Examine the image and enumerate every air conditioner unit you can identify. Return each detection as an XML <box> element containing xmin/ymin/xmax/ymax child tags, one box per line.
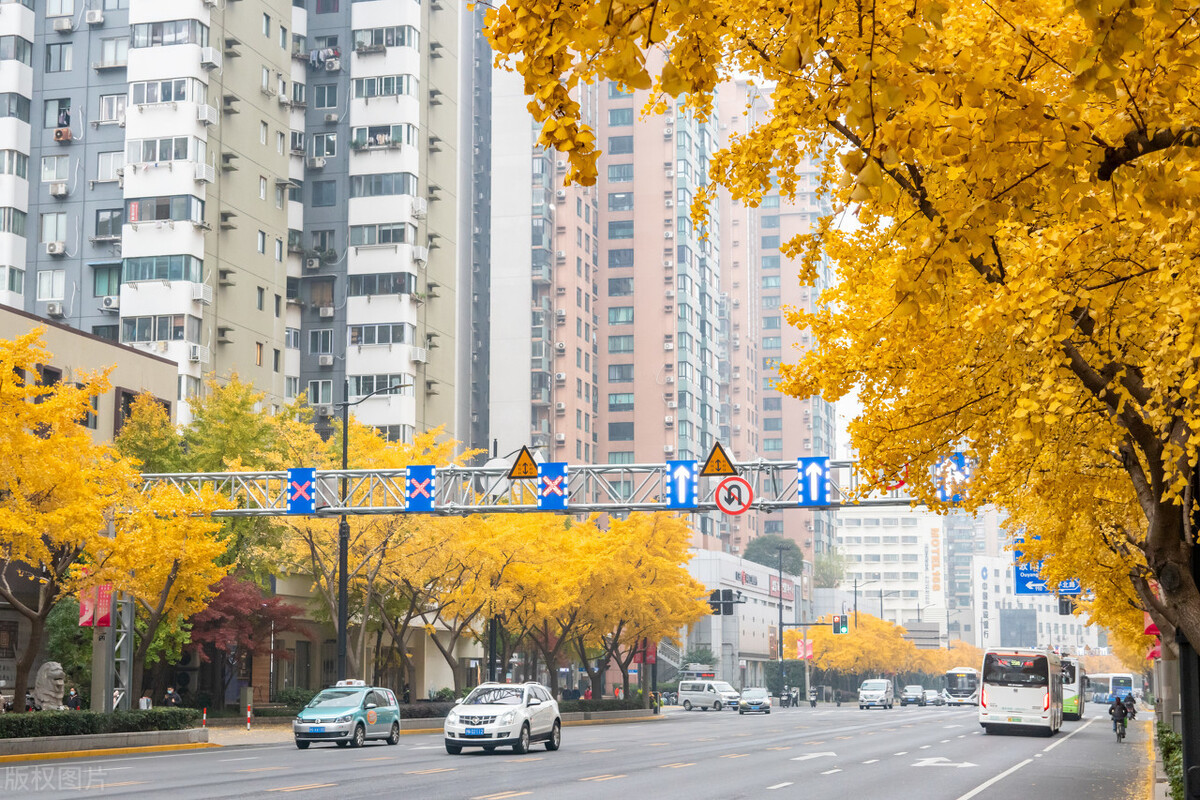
<box><xmin>663</xmin><ymin>127</ymin><xmax>674</xmax><ymax>137</ymax></box>
<box><xmin>556</xmin><ymin>189</ymin><xmax>566</xmax><ymax>199</ymax></box>
<box><xmin>324</xmin><ymin>58</ymin><xmax>341</xmax><ymax>71</ymax></box>
<box><xmin>555</xmin><ymin>309</ymin><xmax>566</xmax><ymax>318</ymax></box>
<box><xmin>323</xmin><ymin>112</ymin><xmax>339</xmax><ymax>123</ymax></box>
<box><xmin>555</xmin><ymin>342</ymin><xmax>566</xmax><ymax>351</ymax></box>
<box><xmin>667</xmin><ymin>401</ymin><xmax>677</xmax><ymax>409</ymax></box>
<box><xmin>556</xmin><ymin>161</ymin><xmax>567</xmax><ymax>172</ymax></box>
<box><xmin>733</xmin><ymin>403</ymin><xmax>741</xmax><ymax>411</ymax></box>
<box><xmin>665</xmin><ymin>376</ymin><xmax>675</xmax><ymax>384</ymax></box>
<box><xmin>664</xmin><ymin>231</ymin><xmax>674</xmax><ymax>239</ymax></box>
<box><xmin>665</xmin><ymin>289</ymin><xmax>674</xmax><ymax>298</ymax></box>
<box><xmin>665</xmin><ymin>199</ymin><xmax>674</xmax><ymax>207</ymax></box>
<box><xmin>53</xmin><ymin>127</ymin><xmax>72</xmax><ymax>143</ymax></box>
<box><xmin>202</xmin><ymin>0</ymin><xmax>217</xmax><ymax>7</ymax></box>
<box><xmin>411</xmin><ymin>197</ymin><xmax>428</xmax><ymax>219</ymax></box>
<box><xmin>200</xmin><ymin>47</ymin><xmax>222</xmax><ymax>70</ymax></box>
<box><xmin>188</xmin><ymin>344</ymin><xmax>210</xmax><ymax>363</ymax></box>
<box><xmin>307</xmin><ymin>156</ymin><xmax>327</xmax><ymax>169</ymax></box>
<box><xmin>193</xmin><ymin>163</ymin><xmax>216</xmax><ymax>183</ymax></box>
<box><xmin>45</xmin><ymin>241</ymin><xmax>66</xmax><ymax>256</ymax></box>
<box><xmin>665</xmin><ymin>169</ymin><xmax>675</xmax><ymax>178</ymax></box>
<box><xmin>663</xmin><ymin>444</ymin><xmax>675</xmax><ymax>454</ymax></box>
<box><xmin>664</xmin><ymin>416</ymin><xmax>674</xmax><ymax>426</ymax></box>
<box><xmin>554</xmin><ymin>372</ymin><xmax>567</xmax><ymax>382</ymax></box>
<box><xmin>411</xmin><ymin>347</ymin><xmax>428</xmax><ymax>363</ymax></box>
<box><xmin>85</xmin><ymin>9</ymin><xmax>104</xmax><ymax>25</ymax></box>
<box><xmin>411</xmin><ymin>245</ymin><xmax>429</xmax><ymax>265</ymax></box>
<box><xmin>733</xmin><ymin>425</ymin><xmax>742</xmax><ymax>434</ymax></box>
<box><xmin>100</xmin><ymin>295</ymin><xmax>120</xmax><ymax>311</ymax></box>
<box><xmin>556</xmin><ymin>250</ymin><xmax>566</xmax><ymax>259</ymax></box>
<box><xmin>555</xmin><ymin>402</ymin><xmax>566</xmax><ymax>412</ymax></box>
<box><xmin>555</xmin><ymin>433</ymin><xmax>567</xmax><ymax>443</ymax></box>
<box><xmin>318</xmin><ymin>354</ymin><xmax>334</xmax><ymax>367</ymax></box>
<box><xmin>663</xmin><ymin>342</ymin><xmax>674</xmax><ymax>351</ymax></box>
<box><xmin>49</xmin><ymin>182</ymin><xmax>68</xmax><ymax>198</ymax></box>
<box><xmin>304</xmin><ymin>258</ymin><xmax>321</xmax><ymax>270</ymax></box>
<box><xmin>54</xmin><ymin>17</ymin><xmax>73</xmax><ymax>32</ymax></box>
<box><xmin>663</xmin><ymin>259</ymin><xmax>674</xmax><ymax>268</ymax></box>
<box><xmin>318</xmin><ymin>305</ymin><xmax>335</xmax><ymax>318</ymax></box>
<box><xmin>46</xmin><ymin>301</ymin><xmax>64</xmax><ymax>317</ymax></box>
<box><xmin>197</xmin><ymin>105</ymin><xmax>219</xmax><ymax>126</ymax></box>
<box><xmin>316</xmin><ymin>405</ymin><xmax>333</xmax><ymax>417</ymax></box>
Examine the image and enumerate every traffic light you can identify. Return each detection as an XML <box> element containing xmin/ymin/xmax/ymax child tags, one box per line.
<box><xmin>709</xmin><ymin>590</ymin><xmax>722</xmax><ymax>615</ymax></box>
<box><xmin>721</xmin><ymin>588</ymin><xmax>735</xmax><ymax>615</ymax></box>
<box><xmin>1058</xmin><ymin>596</ymin><xmax>1075</xmax><ymax>615</ymax></box>
<box><xmin>832</xmin><ymin>614</ymin><xmax>849</xmax><ymax>634</ymax></box>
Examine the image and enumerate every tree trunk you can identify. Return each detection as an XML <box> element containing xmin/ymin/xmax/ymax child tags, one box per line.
<box><xmin>12</xmin><ymin>607</ymin><xmax>48</xmax><ymax>711</ymax></box>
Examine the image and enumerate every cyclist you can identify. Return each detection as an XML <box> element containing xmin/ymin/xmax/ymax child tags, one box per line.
<box><xmin>1122</xmin><ymin>693</ymin><xmax>1137</xmax><ymax>720</ymax></box>
<box><xmin>1108</xmin><ymin>695</ymin><xmax>1129</xmax><ymax>739</ymax></box>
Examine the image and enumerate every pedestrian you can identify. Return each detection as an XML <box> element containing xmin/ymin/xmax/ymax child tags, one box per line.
<box><xmin>834</xmin><ymin>689</ymin><xmax>842</xmax><ymax>707</ymax></box>
<box><xmin>781</xmin><ymin>685</ymin><xmax>789</xmax><ymax>708</ymax></box>
<box><xmin>403</xmin><ymin>683</ymin><xmax>410</xmax><ymax>704</ymax></box>
<box><xmin>66</xmin><ymin>688</ymin><xmax>82</xmax><ymax>710</ymax></box>
<box><xmin>584</xmin><ymin>687</ymin><xmax>592</xmax><ymax>701</ymax></box>
<box><xmin>809</xmin><ymin>687</ymin><xmax>817</xmax><ymax>708</ymax></box>
<box><xmin>163</xmin><ymin>686</ymin><xmax>182</xmax><ymax>707</ymax></box>
<box><xmin>138</xmin><ymin>691</ymin><xmax>153</xmax><ymax>710</ymax></box>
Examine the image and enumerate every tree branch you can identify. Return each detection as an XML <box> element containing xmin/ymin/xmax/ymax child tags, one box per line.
<box><xmin>1097</xmin><ymin>126</ymin><xmax>1200</xmax><ymax>181</ymax></box>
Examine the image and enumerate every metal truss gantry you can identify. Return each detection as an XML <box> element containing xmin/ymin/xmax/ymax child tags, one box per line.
<box><xmin>141</xmin><ymin>459</ymin><xmax>914</xmax><ymax>516</ymax></box>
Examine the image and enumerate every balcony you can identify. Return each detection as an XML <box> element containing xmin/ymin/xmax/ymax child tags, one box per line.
<box><xmin>531</xmin><ymin>387</ymin><xmax>550</xmax><ymax>405</ymax></box>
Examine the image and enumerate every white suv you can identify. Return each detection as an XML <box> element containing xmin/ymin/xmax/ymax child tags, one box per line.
<box><xmin>444</xmin><ymin>682</ymin><xmax>561</xmax><ymax>755</ymax></box>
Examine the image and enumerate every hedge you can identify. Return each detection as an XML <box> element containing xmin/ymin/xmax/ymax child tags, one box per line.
<box><xmin>1157</xmin><ymin>722</ymin><xmax>1183</xmax><ymax>800</ymax></box>
<box><xmin>558</xmin><ymin>698</ymin><xmax>645</xmax><ymax>713</ymax></box>
<box><xmin>0</xmin><ymin>708</ymin><xmax>201</xmax><ymax>740</ymax></box>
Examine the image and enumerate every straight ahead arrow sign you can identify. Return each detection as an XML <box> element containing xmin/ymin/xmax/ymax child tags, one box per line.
<box><xmin>912</xmin><ymin>757</ymin><xmax>977</xmax><ymax>768</ymax></box>
<box><xmin>790</xmin><ymin>752</ymin><xmax>837</xmax><ymax>761</ymax></box>
<box><xmin>673</xmin><ymin>465</ymin><xmax>692</xmax><ymax>505</ymax></box>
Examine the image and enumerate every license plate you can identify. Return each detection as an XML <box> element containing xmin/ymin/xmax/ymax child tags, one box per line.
<box><xmin>1007</xmin><ymin>717</ymin><xmax>1021</xmax><ymax>722</ymax></box>
<box><xmin>465</xmin><ymin>727</ymin><xmax>484</xmax><ymax>736</ymax></box>
<box><xmin>309</xmin><ymin>726</ymin><xmax>325</xmax><ymax>733</ymax></box>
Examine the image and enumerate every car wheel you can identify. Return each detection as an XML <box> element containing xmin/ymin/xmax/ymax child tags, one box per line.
<box><xmin>981</xmin><ymin>724</ymin><xmax>992</xmax><ymax>735</ymax></box>
<box><xmin>295</xmin><ymin>740</ymin><xmax>309</xmax><ymax>750</ymax></box>
<box><xmin>445</xmin><ymin>743</ymin><xmax>462</xmax><ymax>754</ymax></box>
<box><xmin>859</xmin><ymin>705</ymin><xmax>865</xmax><ymax>710</ymax></box>
<box><xmin>512</xmin><ymin>724</ymin><xmax>531</xmax><ymax>754</ymax></box>
<box><xmin>350</xmin><ymin>724</ymin><xmax>366</xmax><ymax>748</ymax></box>
<box><xmin>713</xmin><ymin>701</ymin><xmax>722</xmax><ymax>711</ymax></box>
<box><xmin>739</xmin><ymin>709</ymin><xmax>744</xmax><ymax>715</ymax></box>
<box><xmin>683</xmin><ymin>700</ymin><xmax>692</xmax><ymax>711</ymax></box>
<box><xmin>387</xmin><ymin>722</ymin><xmax>400</xmax><ymax>745</ymax></box>
<box><xmin>546</xmin><ymin>720</ymin><xmax>561</xmax><ymax>751</ymax></box>
<box><xmin>766</xmin><ymin>709</ymin><xmax>770</xmax><ymax>714</ymax></box>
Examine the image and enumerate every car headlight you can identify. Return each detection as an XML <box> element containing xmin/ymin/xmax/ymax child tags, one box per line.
<box><xmin>335</xmin><ymin>715</ymin><xmax>353</xmax><ymax>723</ymax></box>
<box><xmin>499</xmin><ymin>711</ymin><xmax>516</xmax><ymax>726</ymax></box>
<box><xmin>447</xmin><ymin>711</ymin><xmax>459</xmax><ymax>725</ymax></box>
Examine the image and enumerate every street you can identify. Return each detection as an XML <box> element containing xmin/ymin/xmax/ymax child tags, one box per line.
<box><xmin>3</xmin><ymin>704</ymin><xmax>1151</xmax><ymax>799</ymax></box>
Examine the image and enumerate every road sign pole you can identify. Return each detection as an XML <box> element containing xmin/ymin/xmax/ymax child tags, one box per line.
<box><xmin>1180</xmin><ymin>472</ymin><xmax>1200</xmax><ymax>799</ymax></box>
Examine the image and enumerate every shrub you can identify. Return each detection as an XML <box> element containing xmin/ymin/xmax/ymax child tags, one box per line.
<box><xmin>1157</xmin><ymin>722</ymin><xmax>1184</xmax><ymax>800</ymax></box>
<box><xmin>558</xmin><ymin>698</ymin><xmax>645</xmax><ymax>713</ymax></box>
<box><xmin>0</xmin><ymin>708</ymin><xmax>201</xmax><ymax>740</ymax></box>
<box><xmin>433</xmin><ymin>687</ymin><xmax>456</xmax><ymax>702</ymax></box>
<box><xmin>398</xmin><ymin>702</ymin><xmax>455</xmax><ymax>720</ymax></box>
<box><xmin>183</xmin><ymin>692</ymin><xmax>214</xmax><ymax>711</ymax></box>
<box><xmin>275</xmin><ymin>687</ymin><xmax>316</xmax><ymax>708</ymax></box>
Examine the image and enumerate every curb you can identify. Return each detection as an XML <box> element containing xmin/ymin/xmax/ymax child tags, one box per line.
<box><xmin>0</xmin><ymin>742</ymin><xmax>222</xmax><ymax>764</ymax></box>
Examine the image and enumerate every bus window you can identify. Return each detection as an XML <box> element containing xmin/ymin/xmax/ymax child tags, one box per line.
<box><xmin>983</xmin><ymin>653</ymin><xmax>1049</xmax><ymax>687</ymax></box>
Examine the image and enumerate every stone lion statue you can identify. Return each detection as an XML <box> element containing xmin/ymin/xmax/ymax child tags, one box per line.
<box><xmin>33</xmin><ymin>662</ymin><xmax>66</xmax><ymax>711</ymax></box>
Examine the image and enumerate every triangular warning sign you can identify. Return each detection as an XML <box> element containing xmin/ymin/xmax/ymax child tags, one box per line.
<box><xmin>700</xmin><ymin>442</ymin><xmax>737</xmax><ymax>477</ymax></box>
<box><xmin>508</xmin><ymin>446</ymin><xmax>540</xmax><ymax>480</ymax></box>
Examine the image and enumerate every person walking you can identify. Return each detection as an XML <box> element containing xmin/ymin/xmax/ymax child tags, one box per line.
<box><xmin>808</xmin><ymin>687</ymin><xmax>817</xmax><ymax>708</ymax></box>
<box><xmin>163</xmin><ymin>687</ymin><xmax>182</xmax><ymax>707</ymax></box>
<box><xmin>66</xmin><ymin>688</ymin><xmax>82</xmax><ymax>710</ymax></box>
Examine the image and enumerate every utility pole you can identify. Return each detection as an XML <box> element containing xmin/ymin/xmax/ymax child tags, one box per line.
<box><xmin>1181</xmin><ymin>472</ymin><xmax>1200</xmax><ymax>799</ymax></box>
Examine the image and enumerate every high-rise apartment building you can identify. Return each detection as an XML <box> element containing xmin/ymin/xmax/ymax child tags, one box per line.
<box><xmin>3</xmin><ymin>0</ymin><xmax>458</xmax><ymax>441</ymax></box>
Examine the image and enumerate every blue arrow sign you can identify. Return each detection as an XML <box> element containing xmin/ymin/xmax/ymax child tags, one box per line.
<box><xmin>797</xmin><ymin>457</ymin><xmax>829</xmax><ymax>507</ymax></box>
<box><xmin>537</xmin><ymin>462</ymin><xmax>569</xmax><ymax>511</ymax></box>
<box><xmin>664</xmin><ymin>460</ymin><xmax>698</xmax><ymax>509</ymax></box>
<box><xmin>1013</xmin><ymin>544</ymin><xmax>1083</xmax><ymax>595</ymax></box>
<box><xmin>934</xmin><ymin>452</ymin><xmax>971</xmax><ymax>503</ymax></box>
<box><xmin>406</xmin><ymin>465</ymin><xmax>437</xmax><ymax>513</ymax></box>
<box><xmin>287</xmin><ymin>468</ymin><xmax>316</xmax><ymax>514</ymax></box>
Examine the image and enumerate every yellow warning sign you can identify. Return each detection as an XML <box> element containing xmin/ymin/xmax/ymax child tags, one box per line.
<box><xmin>700</xmin><ymin>442</ymin><xmax>738</xmax><ymax>477</ymax></box>
<box><xmin>508</xmin><ymin>446</ymin><xmax>540</xmax><ymax>480</ymax></box>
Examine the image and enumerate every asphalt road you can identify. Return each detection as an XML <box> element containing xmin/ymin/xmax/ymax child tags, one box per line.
<box><xmin>3</xmin><ymin>704</ymin><xmax>1151</xmax><ymax>799</ymax></box>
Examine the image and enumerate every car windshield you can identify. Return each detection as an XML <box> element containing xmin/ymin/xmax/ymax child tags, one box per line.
<box><xmin>463</xmin><ymin>686</ymin><xmax>525</xmax><ymax>705</ymax></box>
<box><xmin>904</xmin><ymin>686</ymin><xmax>922</xmax><ymax>693</ymax></box>
<box><xmin>307</xmin><ymin>689</ymin><xmax>365</xmax><ymax>709</ymax></box>
<box><xmin>742</xmin><ymin>689</ymin><xmax>767</xmax><ymax>699</ymax></box>
<box><xmin>712</xmin><ymin>682</ymin><xmax>737</xmax><ymax>693</ymax></box>
<box><xmin>861</xmin><ymin>680</ymin><xmax>888</xmax><ymax>691</ymax></box>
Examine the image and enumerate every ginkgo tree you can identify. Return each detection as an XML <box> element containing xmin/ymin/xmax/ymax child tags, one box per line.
<box><xmin>484</xmin><ymin>0</ymin><xmax>1200</xmax><ymax>649</ymax></box>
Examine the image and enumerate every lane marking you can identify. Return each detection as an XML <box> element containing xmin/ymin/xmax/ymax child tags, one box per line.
<box><xmin>236</xmin><ymin>767</ymin><xmax>288</xmax><ymax>773</ymax></box>
<box><xmin>406</xmin><ymin>767</ymin><xmax>456</xmax><ymax>775</ymax></box>
<box><xmin>1042</xmin><ymin>717</ymin><xmax>1095</xmax><ymax>753</ymax></box>
<box><xmin>863</xmin><ymin>759</ymin><xmax>879</xmax><ymax>764</ymax></box>
<box><xmin>507</xmin><ymin>757</ymin><xmax>544</xmax><ymax>763</ymax></box>
<box><xmin>952</xmin><ymin>759</ymin><xmax>1032</xmax><ymax>800</ymax></box>
<box><xmin>268</xmin><ymin>784</ymin><xmax>338</xmax><ymax>793</ymax></box>
<box><xmin>219</xmin><ymin>757</ymin><xmax>259</xmax><ymax>762</ymax></box>
<box><xmin>894</xmin><ymin>751</ymin><xmax>908</xmax><ymax>756</ymax></box>
<box><xmin>647</xmin><ymin>742</ymin><xmax>671</xmax><ymax>746</ymax></box>
<box><xmin>920</xmin><ymin>744</ymin><xmax>932</xmax><ymax>749</ymax></box>
<box><xmin>767</xmin><ymin>782</ymin><xmax>794</xmax><ymax>790</ymax></box>
<box><xmin>583</xmin><ymin>748</ymin><xmax>615</xmax><ymax>753</ymax></box>
<box><xmin>721</xmin><ymin>753</ymin><xmax>750</xmax><ymax>759</ymax></box>
<box><xmin>940</xmin><ymin>739</ymin><xmax>951</xmax><ymax>743</ymax></box>
<box><xmin>472</xmin><ymin>792</ymin><xmax>532</xmax><ymax>800</ymax></box>
<box><xmin>766</xmin><ymin>746</ymin><xmax>792</xmax><ymax>751</ymax></box>
<box><xmin>579</xmin><ymin>774</ymin><xmax>625</xmax><ymax>782</ymax></box>
<box><xmin>85</xmin><ymin>781</ymin><xmax>146</xmax><ymax>790</ymax></box>
<box><xmin>660</xmin><ymin>762</ymin><xmax>695</xmax><ymax>769</ymax></box>
<box><xmin>803</xmin><ymin>740</ymin><xmax>826</xmax><ymax>745</ymax></box>
<box><xmin>357</xmin><ymin>757</ymin><xmax>395</xmax><ymax>762</ymax></box>
<box><xmin>821</xmin><ymin>769</ymin><xmax>842</xmax><ymax>775</ymax></box>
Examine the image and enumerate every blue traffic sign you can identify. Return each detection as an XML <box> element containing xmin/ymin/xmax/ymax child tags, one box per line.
<box><xmin>797</xmin><ymin>457</ymin><xmax>829</xmax><ymax>507</ymax></box>
<box><xmin>664</xmin><ymin>460</ymin><xmax>699</xmax><ymax>509</ymax></box>
<box><xmin>1013</xmin><ymin>544</ymin><xmax>1082</xmax><ymax>595</ymax></box>
<box><xmin>934</xmin><ymin>452</ymin><xmax>971</xmax><ymax>503</ymax></box>
<box><xmin>537</xmin><ymin>462</ymin><xmax>569</xmax><ymax>511</ymax></box>
<box><xmin>406</xmin><ymin>465</ymin><xmax>437</xmax><ymax>513</ymax></box>
<box><xmin>287</xmin><ymin>468</ymin><xmax>316</xmax><ymax>514</ymax></box>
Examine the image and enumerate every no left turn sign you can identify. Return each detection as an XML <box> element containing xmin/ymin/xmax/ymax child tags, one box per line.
<box><xmin>715</xmin><ymin>476</ymin><xmax>754</xmax><ymax>515</ymax></box>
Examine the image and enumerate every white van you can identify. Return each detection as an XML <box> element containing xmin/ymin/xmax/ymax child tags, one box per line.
<box><xmin>678</xmin><ymin>680</ymin><xmax>741</xmax><ymax>711</ymax></box>
<box><xmin>858</xmin><ymin>678</ymin><xmax>895</xmax><ymax>709</ymax></box>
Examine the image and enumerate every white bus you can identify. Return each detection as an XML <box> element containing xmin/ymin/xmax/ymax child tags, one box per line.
<box><xmin>979</xmin><ymin>649</ymin><xmax>1062</xmax><ymax>736</ymax></box>
<box><xmin>1061</xmin><ymin>656</ymin><xmax>1085</xmax><ymax>721</ymax></box>
<box><xmin>1089</xmin><ymin>673</ymin><xmax>1140</xmax><ymax>705</ymax></box>
<box><xmin>943</xmin><ymin>667</ymin><xmax>980</xmax><ymax>705</ymax></box>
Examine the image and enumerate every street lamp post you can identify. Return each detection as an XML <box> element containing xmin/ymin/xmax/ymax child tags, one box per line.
<box><xmin>334</xmin><ymin>378</ymin><xmax>408</xmax><ymax>681</ymax></box>
<box><xmin>853</xmin><ymin>578</ymin><xmax>877</xmax><ymax>629</ymax></box>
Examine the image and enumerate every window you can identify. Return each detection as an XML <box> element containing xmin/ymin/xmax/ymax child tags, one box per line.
<box><xmin>122</xmin><ymin>255</ymin><xmax>203</xmax><ymax>283</ymax></box>
<box><xmin>352</xmin><ymin>26</ymin><xmax>419</xmax><ymax>50</ymax></box>
<box><xmin>609</xmin><ymin>451</ymin><xmax>634</xmax><ymax>464</ymax></box>
<box><xmin>312</xmin><ymin>132</ymin><xmax>336</xmax><ymax>157</ymax></box>
<box><xmin>351</xmin><ymin>75</ymin><xmax>418</xmax><ymax>99</ymax></box>
<box><xmin>99</xmin><ymin>38</ymin><xmax>128</xmax><ymax>67</ymax></box>
<box><xmin>608</xmin><ymin>335</ymin><xmax>634</xmax><ymax>353</ymax></box>
<box><xmin>348</xmin><ymin>374</ymin><xmax>413</xmax><ymax>398</ymax></box>
<box><xmin>348</xmin><ymin>322</ymin><xmax>416</xmax><ymax>345</ymax></box>
<box><xmin>609</xmin><ymin>364</ymin><xmax>634</xmax><ymax>383</ymax></box>
<box><xmin>257</xmin><ymin>231</ymin><xmax>266</xmax><ymax>254</ymax></box>
<box><xmin>315</xmin><ymin>0</ymin><xmax>339</xmax><ymax>12</ymax></box>
<box><xmin>608</xmin><ymin>220</ymin><xmax>633</xmax><ymax>239</ymax></box>
<box><xmin>763</xmin><ymin>438</ymin><xmax>783</xmax><ymax>451</ymax></box>
<box><xmin>763</xmin><ymin>417</ymin><xmax>783</xmax><ymax>431</ymax></box>
<box><xmin>607</xmin><ymin>164</ymin><xmax>633</xmax><ymax>183</ymax></box>
<box><xmin>762</xmin><ymin>336</ymin><xmax>782</xmax><ymax>349</ymax></box>
<box><xmin>762</xmin><ymin>235</ymin><xmax>780</xmax><ymax>249</ymax></box>
<box><xmin>311</xmin><ymin>229</ymin><xmax>335</xmax><ymax>251</ymax></box>
<box><xmin>608</xmin><ymin>108</ymin><xmax>633</xmax><ymax>126</ymax></box>
<box><xmin>286</xmin><ymin>328</ymin><xmax>301</xmax><ymax>349</ymax></box>
<box><xmin>126</xmin><ymin>136</ymin><xmax>195</xmax><ymax>163</ymax></box>
<box><xmin>259</xmin><ymin>176</ymin><xmax>268</xmax><ymax>200</ymax></box>
<box><xmin>762</xmin><ymin>255</ymin><xmax>780</xmax><ymax>270</ymax></box>
<box><xmin>349</xmin><ymin>172</ymin><xmax>419</xmax><ymax>198</ymax></box>
<box><xmin>307</xmin><ymin>380</ymin><xmax>333</xmax><ymax>405</ymax></box>
<box><xmin>608</xmin><ymin>135</ymin><xmax>633</xmax><ymax>154</ymax></box>
<box><xmin>349</xmin><ymin>222</ymin><xmax>416</xmax><ymax>246</ymax></box>
<box><xmin>0</xmin><ymin>93</ymin><xmax>30</xmax><ymax>123</ymax></box>
<box><xmin>37</xmin><ymin>270</ymin><xmax>65</xmax><ymax>301</ymax></box>
<box><xmin>1</xmin><ymin>265</ymin><xmax>24</xmax><ymax>294</ymax></box>
<box><xmin>0</xmin><ymin>208</ymin><xmax>27</xmax><ymax>236</ymax></box>
<box><xmin>44</xmin><ymin>98</ymin><xmax>71</xmax><ymax>128</ymax></box>
<box><xmin>0</xmin><ymin>36</ymin><xmax>33</xmax><ymax>66</ymax></box>
<box><xmin>92</xmin><ymin>324</ymin><xmax>117</xmax><ymax>341</ymax></box>
<box><xmin>260</xmin><ymin>121</ymin><xmax>268</xmax><ymax>145</ymax></box>
<box><xmin>763</xmin><ymin>316</ymin><xmax>781</xmax><ymax>329</ymax></box>
<box><xmin>608</xmin><ymin>307</ymin><xmax>634</xmax><ymax>325</ymax></box>
<box><xmin>262</xmin><ymin>13</ymin><xmax>271</xmax><ymax>36</ymax></box>
<box><xmin>97</xmin><ymin>151</ymin><xmax>123</xmax><ymax>182</ymax></box>
<box><xmin>312</xmin><ymin>181</ymin><xmax>336</xmax><ymax>206</ymax></box>
<box><xmin>130</xmin><ymin>78</ymin><xmax>203</xmax><ymax>105</ymax></box>
<box><xmin>608</xmin><ymin>422</ymin><xmax>634</xmax><ymax>441</ymax></box>
<box><xmin>608</xmin><ymin>393</ymin><xmax>634</xmax><ymax>412</ymax></box>
<box><xmin>47</xmin><ymin>0</ymin><xmax>74</xmax><ymax>14</ymax></box>
<box><xmin>608</xmin><ymin>192</ymin><xmax>633</xmax><ymax>211</ymax></box>
<box><xmin>607</xmin><ymin>81</ymin><xmax>632</xmax><ymax>98</ymax></box>
<box><xmin>40</xmin><ymin>213</ymin><xmax>67</xmax><ymax>243</ymax></box>
<box><xmin>762</xmin><ymin>215</ymin><xmax>780</xmax><ymax>228</ymax></box>
<box><xmin>130</xmin><ymin>20</ymin><xmax>209</xmax><ymax>48</ymax></box>
<box><xmin>763</xmin><ymin>397</ymin><xmax>782</xmax><ymax>411</ymax></box>
<box><xmin>41</xmin><ymin>156</ymin><xmax>69</xmax><ymax>182</ymax></box>
<box><xmin>93</xmin><ymin>265</ymin><xmax>120</xmax><ymax>297</ymax></box>
<box><xmin>762</xmin><ymin>275</ymin><xmax>782</xmax><ymax>289</ymax></box>
<box><xmin>275</xmin><ymin>239</ymin><xmax>284</xmax><ymax>261</ymax></box>
<box><xmin>0</xmin><ymin>150</ymin><xmax>27</xmax><ymax>179</ymax></box>
<box><xmin>308</xmin><ymin>329</ymin><xmax>334</xmax><ymax>354</ymax></box>
<box><xmin>45</xmin><ymin>44</ymin><xmax>74</xmax><ymax>74</ymax></box>
<box><xmin>608</xmin><ymin>249</ymin><xmax>634</xmax><ymax>268</ymax></box>
<box><xmin>95</xmin><ymin>209</ymin><xmax>122</xmax><ymax>239</ymax></box>
<box><xmin>763</xmin><ymin>295</ymin><xmax>781</xmax><ymax>309</ymax></box>
<box><xmin>351</xmin><ymin>123</ymin><xmax>417</xmax><ymax>148</ymax></box>
<box><xmin>314</xmin><ymin>84</ymin><xmax>338</xmax><ymax>108</ymax></box>
<box><xmin>608</xmin><ymin>277</ymin><xmax>633</xmax><ymax>296</ymax></box>
<box><xmin>125</xmin><ymin>195</ymin><xmax>204</xmax><ymax>223</ymax></box>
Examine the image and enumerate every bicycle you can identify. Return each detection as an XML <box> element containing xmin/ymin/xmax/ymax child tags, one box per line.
<box><xmin>1114</xmin><ymin>717</ymin><xmax>1127</xmax><ymax>743</ymax></box>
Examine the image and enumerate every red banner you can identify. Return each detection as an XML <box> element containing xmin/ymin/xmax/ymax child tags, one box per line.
<box><xmin>769</xmin><ymin>575</ymin><xmax>795</xmax><ymax>601</ymax></box>
<box><xmin>94</xmin><ymin>584</ymin><xmax>113</xmax><ymax>628</ymax></box>
<box><xmin>79</xmin><ymin>586</ymin><xmax>97</xmax><ymax>627</ymax></box>
<box><xmin>632</xmin><ymin>643</ymin><xmax>657</xmax><ymax>665</ymax></box>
